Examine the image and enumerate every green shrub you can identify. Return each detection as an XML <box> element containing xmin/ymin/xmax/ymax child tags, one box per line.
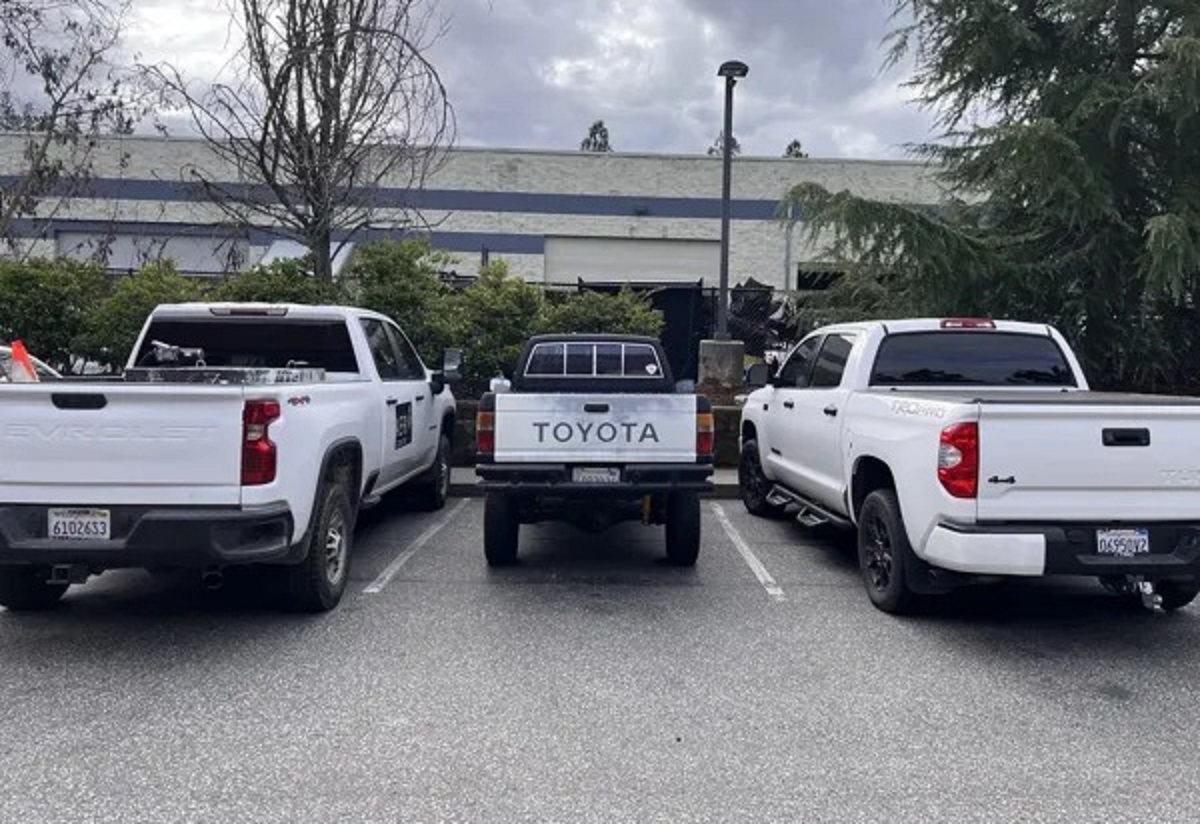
<box><xmin>347</xmin><ymin>239</ymin><xmax>460</xmax><ymax>366</ymax></box>
<box><xmin>77</xmin><ymin>261</ymin><xmax>202</xmax><ymax>370</ymax></box>
<box><xmin>208</xmin><ymin>257</ymin><xmax>347</xmax><ymax>305</ymax></box>
<box><xmin>539</xmin><ymin>286</ymin><xmax>664</xmax><ymax>336</ymax></box>
<box><xmin>454</xmin><ymin>259</ymin><xmax>543</xmax><ymax>392</ymax></box>
<box><xmin>0</xmin><ymin>258</ymin><xmax>107</xmax><ymax>371</ymax></box>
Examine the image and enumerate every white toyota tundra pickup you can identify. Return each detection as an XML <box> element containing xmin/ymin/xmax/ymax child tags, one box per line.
<box><xmin>0</xmin><ymin>302</ymin><xmax>459</xmax><ymax>612</ymax></box>
<box><xmin>475</xmin><ymin>334</ymin><xmax>714</xmax><ymax>566</ymax></box>
<box><xmin>739</xmin><ymin>317</ymin><xmax>1200</xmax><ymax>614</ymax></box>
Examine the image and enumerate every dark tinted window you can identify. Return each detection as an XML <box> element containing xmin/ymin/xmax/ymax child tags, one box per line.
<box><xmin>527</xmin><ymin>343</ymin><xmax>565</xmax><ymax>375</ymax></box>
<box><xmin>135</xmin><ymin>319</ymin><xmax>359</xmax><ymax>372</ymax></box>
<box><xmin>361</xmin><ymin>319</ymin><xmax>402</xmax><ymax>380</ymax></box>
<box><xmin>870</xmin><ymin>332</ymin><xmax>1077</xmax><ymax>387</ymax></box>
<box><xmin>596</xmin><ymin>344</ymin><xmax>622</xmax><ymax>375</ymax></box>
<box><xmin>777</xmin><ymin>337</ymin><xmax>821</xmax><ymax>388</ymax></box>
<box><xmin>566</xmin><ymin>343</ymin><xmax>593</xmax><ymax>375</ymax></box>
<box><xmin>385</xmin><ymin>324</ymin><xmax>425</xmax><ymax>380</ymax></box>
<box><xmin>810</xmin><ymin>333</ymin><xmax>856</xmax><ymax>388</ymax></box>
<box><xmin>624</xmin><ymin>344</ymin><xmax>661</xmax><ymax>377</ymax></box>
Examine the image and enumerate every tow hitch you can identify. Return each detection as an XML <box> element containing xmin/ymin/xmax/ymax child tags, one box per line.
<box><xmin>1101</xmin><ymin>575</ymin><xmax>1166</xmax><ymax>613</ymax></box>
<box><xmin>1134</xmin><ymin>577</ymin><xmax>1164</xmax><ymax>613</ymax></box>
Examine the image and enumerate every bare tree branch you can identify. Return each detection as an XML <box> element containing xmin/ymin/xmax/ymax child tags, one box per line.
<box><xmin>145</xmin><ymin>0</ymin><xmax>456</xmax><ymax>281</ymax></box>
<box><xmin>0</xmin><ymin>0</ymin><xmax>145</xmax><ymax>256</ymax></box>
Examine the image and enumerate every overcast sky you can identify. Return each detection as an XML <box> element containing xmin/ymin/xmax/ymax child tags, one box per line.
<box><xmin>126</xmin><ymin>0</ymin><xmax>937</xmax><ymax>160</ymax></box>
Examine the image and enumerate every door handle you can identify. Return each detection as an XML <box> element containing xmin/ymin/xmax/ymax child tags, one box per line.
<box><xmin>823</xmin><ymin>405</ymin><xmax>838</xmax><ymax>417</ymax></box>
<box><xmin>783</xmin><ymin>401</ymin><xmax>795</xmax><ymax>410</ymax></box>
<box><xmin>386</xmin><ymin>398</ymin><xmax>398</xmax><ymax>406</ymax></box>
<box><xmin>415</xmin><ymin>395</ymin><xmax>426</xmax><ymax>402</ymax></box>
<box><xmin>583</xmin><ymin>403</ymin><xmax>610</xmax><ymax>413</ymax></box>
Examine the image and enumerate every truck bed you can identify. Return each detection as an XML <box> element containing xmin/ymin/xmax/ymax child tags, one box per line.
<box><xmin>870</xmin><ymin>389</ymin><xmax>1200</xmax><ymax>406</ymax></box>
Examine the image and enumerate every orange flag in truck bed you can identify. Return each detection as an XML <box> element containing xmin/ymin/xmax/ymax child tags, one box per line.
<box><xmin>8</xmin><ymin>340</ymin><xmax>39</xmax><ymax>382</ymax></box>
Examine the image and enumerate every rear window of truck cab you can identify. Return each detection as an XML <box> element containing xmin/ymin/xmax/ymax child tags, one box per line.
<box><xmin>134</xmin><ymin>318</ymin><xmax>360</xmax><ymax>373</ymax></box>
<box><xmin>526</xmin><ymin>341</ymin><xmax>663</xmax><ymax>379</ymax></box>
<box><xmin>869</xmin><ymin>331</ymin><xmax>1077</xmax><ymax>387</ymax></box>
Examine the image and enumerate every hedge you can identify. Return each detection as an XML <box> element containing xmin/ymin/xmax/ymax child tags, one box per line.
<box><xmin>0</xmin><ymin>240</ymin><xmax>664</xmax><ymax>392</ymax></box>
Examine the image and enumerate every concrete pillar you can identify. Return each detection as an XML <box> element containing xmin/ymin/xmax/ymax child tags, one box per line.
<box><xmin>697</xmin><ymin>339</ymin><xmax>745</xmax><ymax>404</ymax></box>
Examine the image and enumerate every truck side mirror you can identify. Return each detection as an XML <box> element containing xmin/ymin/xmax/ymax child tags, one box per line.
<box><xmin>441</xmin><ymin>348</ymin><xmax>463</xmax><ymax>384</ymax></box>
<box><xmin>745</xmin><ymin>362</ymin><xmax>772</xmax><ymax>390</ymax></box>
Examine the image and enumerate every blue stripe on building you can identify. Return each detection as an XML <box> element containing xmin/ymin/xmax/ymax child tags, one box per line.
<box><xmin>0</xmin><ymin>176</ymin><xmax>786</xmax><ymax>221</ymax></box>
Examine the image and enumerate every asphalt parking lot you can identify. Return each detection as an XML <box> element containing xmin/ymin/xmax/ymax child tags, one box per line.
<box><xmin>2</xmin><ymin>496</ymin><xmax>1199</xmax><ymax>823</ymax></box>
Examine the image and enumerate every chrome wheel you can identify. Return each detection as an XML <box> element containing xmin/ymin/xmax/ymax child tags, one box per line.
<box><xmin>324</xmin><ymin>511</ymin><xmax>348</xmax><ymax>586</ymax></box>
<box><xmin>864</xmin><ymin>515</ymin><xmax>893</xmax><ymax>593</ymax></box>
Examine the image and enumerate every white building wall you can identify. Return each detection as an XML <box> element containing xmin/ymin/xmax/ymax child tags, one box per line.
<box><xmin>0</xmin><ymin>133</ymin><xmax>946</xmax><ymax>288</ymax></box>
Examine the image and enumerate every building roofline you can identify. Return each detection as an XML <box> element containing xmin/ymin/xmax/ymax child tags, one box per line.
<box><xmin>0</xmin><ymin>130</ymin><xmax>935</xmax><ymax>169</ymax></box>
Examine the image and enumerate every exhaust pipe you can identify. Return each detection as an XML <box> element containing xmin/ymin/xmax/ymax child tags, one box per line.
<box><xmin>201</xmin><ymin>567</ymin><xmax>224</xmax><ymax>591</ymax></box>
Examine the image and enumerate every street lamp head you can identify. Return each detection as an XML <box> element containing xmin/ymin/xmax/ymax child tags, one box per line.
<box><xmin>718</xmin><ymin>60</ymin><xmax>749</xmax><ymax>79</ymax></box>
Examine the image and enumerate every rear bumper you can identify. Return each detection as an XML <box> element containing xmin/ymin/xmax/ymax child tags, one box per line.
<box><xmin>0</xmin><ymin>503</ymin><xmax>298</xmax><ymax>569</ymax></box>
<box><xmin>924</xmin><ymin>521</ymin><xmax>1200</xmax><ymax>579</ymax></box>
<box><xmin>476</xmin><ymin>463</ymin><xmax>713</xmax><ymax>496</ymax></box>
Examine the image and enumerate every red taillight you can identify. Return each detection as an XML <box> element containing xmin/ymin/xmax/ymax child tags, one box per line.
<box><xmin>476</xmin><ymin>410</ymin><xmax>495</xmax><ymax>457</ymax></box>
<box><xmin>938</xmin><ymin>422</ymin><xmax>978</xmax><ymax>498</ymax></box>
<box><xmin>242</xmin><ymin>399</ymin><xmax>280</xmax><ymax>486</ymax></box>
<box><xmin>696</xmin><ymin>412</ymin><xmax>715</xmax><ymax>460</ymax></box>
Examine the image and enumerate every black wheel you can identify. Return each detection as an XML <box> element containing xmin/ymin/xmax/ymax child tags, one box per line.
<box><xmin>279</xmin><ymin>482</ymin><xmax>354</xmax><ymax>612</ymax></box>
<box><xmin>665</xmin><ymin>492</ymin><xmax>701</xmax><ymax>567</ymax></box>
<box><xmin>739</xmin><ymin>439</ymin><xmax>783</xmax><ymax>518</ymax></box>
<box><xmin>484</xmin><ymin>493</ymin><xmax>519</xmax><ymax>566</ymax></box>
<box><xmin>0</xmin><ymin>566</ymin><xmax>68</xmax><ymax>611</ymax></box>
<box><xmin>857</xmin><ymin>489</ymin><xmax>918</xmax><ymax>614</ymax></box>
<box><xmin>415</xmin><ymin>434</ymin><xmax>452</xmax><ymax>512</ymax></box>
<box><xmin>1158</xmin><ymin>581</ymin><xmax>1200</xmax><ymax>612</ymax></box>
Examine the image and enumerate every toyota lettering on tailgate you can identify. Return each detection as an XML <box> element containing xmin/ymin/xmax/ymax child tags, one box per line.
<box><xmin>532</xmin><ymin>420</ymin><xmax>660</xmax><ymax>445</ymax></box>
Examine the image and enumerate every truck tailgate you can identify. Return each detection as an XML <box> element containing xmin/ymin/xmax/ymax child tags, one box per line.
<box><xmin>0</xmin><ymin>384</ymin><xmax>246</xmax><ymax>505</ymax></box>
<box><xmin>494</xmin><ymin>393</ymin><xmax>697</xmax><ymax>463</ymax></box>
<box><xmin>977</xmin><ymin>401</ymin><xmax>1200</xmax><ymax>521</ymax></box>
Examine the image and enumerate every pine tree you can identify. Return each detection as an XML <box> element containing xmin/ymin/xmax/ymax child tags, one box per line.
<box><xmin>781</xmin><ymin>1</ymin><xmax>1200</xmax><ymax>391</ymax></box>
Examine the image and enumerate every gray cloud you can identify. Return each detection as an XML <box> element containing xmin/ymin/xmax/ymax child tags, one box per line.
<box><xmin>428</xmin><ymin>0</ymin><xmax>937</xmax><ymax>158</ymax></box>
<box><xmin>123</xmin><ymin>0</ymin><xmax>937</xmax><ymax>160</ymax></box>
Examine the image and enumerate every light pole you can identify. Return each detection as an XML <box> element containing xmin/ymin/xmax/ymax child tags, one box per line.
<box><xmin>715</xmin><ymin>59</ymin><xmax>747</xmax><ymax>341</ymax></box>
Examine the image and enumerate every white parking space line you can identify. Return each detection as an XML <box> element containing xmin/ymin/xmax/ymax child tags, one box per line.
<box><xmin>711</xmin><ymin>502</ymin><xmax>786</xmax><ymax>602</ymax></box>
<box><xmin>363</xmin><ymin>499</ymin><xmax>471</xmax><ymax>594</ymax></box>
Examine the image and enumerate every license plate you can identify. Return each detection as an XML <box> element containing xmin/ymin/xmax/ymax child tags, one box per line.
<box><xmin>1097</xmin><ymin>528</ymin><xmax>1150</xmax><ymax>558</ymax></box>
<box><xmin>48</xmin><ymin>508</ymin><xmax>111</xmax><ymax>541</ymax></box>
<box><xmin>572</xmin><ymin>467</ymin><xmax>621</xmax><ymax>484</ymax></box>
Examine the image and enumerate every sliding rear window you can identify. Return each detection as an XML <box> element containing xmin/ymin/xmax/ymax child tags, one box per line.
<box><xmin>524</xmin><ymin>341</ymin><xmax>664</xmax><ymax>378</ymax></box>
<box><xmin>869</xmin><ymin>331</ymin><xmax>1076</xmax><ymax>387</ymax></box>
<box><xmin>134</xmin><ymin>318</ymin><xmax>360</xmax><ymax>372</ymax></box>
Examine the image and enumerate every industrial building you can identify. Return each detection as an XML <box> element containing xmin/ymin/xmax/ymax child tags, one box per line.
<box><xmin>0</xmin><ymin>134</ymin><xmax>944</xmax><ymax>291</ymax></box>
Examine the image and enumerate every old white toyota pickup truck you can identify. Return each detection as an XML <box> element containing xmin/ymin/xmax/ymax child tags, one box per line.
<box><xmin>0</xmin><ymin>302</ymin><xmax>459</xmax><ymax>612</ymax></box>
<box><xmin>475</xmin><ymin>334</ymin><xmax>714</xmax><ymax>566</ymax></box>
<box><xmin>739</xmin><ymin>318</ymin><xmax>1200</xmax><ymax>614</ymax></box>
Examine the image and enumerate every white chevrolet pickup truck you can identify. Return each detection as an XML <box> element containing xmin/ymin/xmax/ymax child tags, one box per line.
<box><xmin>0</xmin><ymin>302</ymin><xmax>459</xmax><ymax>612</ymax></box>
<box><xmin>739</xmin><ymin>318</ymin><xmax>1200</xmax><ymax>614</ymax></box>
<box><xmin>475</xmin><ymin>334</ymin><xmax>714</xmax><ymax>566</ymax></box>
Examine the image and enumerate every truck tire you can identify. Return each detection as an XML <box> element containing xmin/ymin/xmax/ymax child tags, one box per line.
<box><xmin>279</xmin><ymin>481</ymin><xmax>354</xmax><ymax>612</ymax></box>
<box><xmin>857</xmin><ymin>489</ymin><xmax>918</xmax><ymax>614</ymax></box>
<box><xmin>414</xmin><ymin>434</ymin><xmax>452</xmax><ymax>512</ymax></box>
<box><xmin>1158</xmin><ymin>581</ymin><xmax>1200</xmax><ymax>612</ymax></box>
<box><xmin>665</xmin><ymin>492</ymin><xmax>701</xmax><ymax>567</ymax></box>
<box><xmin>0</xmin><ymin>566</ymin><xmax>68</xmax><ymax>611</ymax></box>
<box><xmin>739</xmin><ymin>439</ymin><xmax>783</xmax><ymax>518</ymax></box>
<box><xmin>484</xmin><ymin>493</ymin><xmax>519</xmax><ymax>566</ymax></box>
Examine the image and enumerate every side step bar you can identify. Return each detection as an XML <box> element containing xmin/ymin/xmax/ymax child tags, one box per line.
<box><xmin>766</xmin><ymin>485</ymin><xmax>852</xmax><ymax>529</ymax></box>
